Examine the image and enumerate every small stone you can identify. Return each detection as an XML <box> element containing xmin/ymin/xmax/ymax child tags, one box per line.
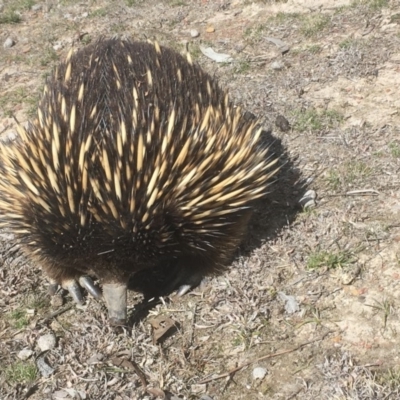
<box><xmin>275</xmin><ymin>115</ymin><xmax>290</xmax><ymax>132</ymax></box>
<box><xmin>37</xmin><ymin>333</ymin><xmax>56</xmax><ymax>351</ymax></box>
<box><xmin>53</xmin><ymin>42</ymin><xmax>64</xmax><ymax>51</ymax></box>
<box><xmin>17</xmin><ymin>349</ymin><xmax>34</xmax><ymax>360</ymax></box>
<box><xmin>191</xmin><ymin>384</ymin><xmax>206</xmax><ymax>394</ymax></box>
<box><xmin>190</xmin><ymin>29</ymin><xmax>200</xmax><ymax>38</ymax></box>
<box><xmin>31</xmin><ymin>4</ymin><xmax>42</xmax><ymax>11</ymax></box>
<box><xmin>3</xmin><ymin>38</ymin><xmax>15</xmax><ymax>49</ymax></box>
<box><xmin>82</xmin><ymin>12</ymin><xmax>88</xmax><ymax>18</ymax></box>
<box><xmin>271</xmin><ymin>61</ymin><xmax>283</xmax><ymax>71</ymax></box>
<box><xmin>252</xmin><ymin>366</ymin><xmax>268</xmax><ymax>380</ymax></box>
<box><xmin>0</xmin><ymin>130</ymin><xmax>17</xmax><ymax>143</ymax></box>
<box><xmin>206</xmin><ymin>26</ymin><xmax>215</xmax><ymax>33</ymax></box>
<box><xmin>199</xmin><ymin>396</ymin><xmax>214</xmax><ymax>400</ymax></box>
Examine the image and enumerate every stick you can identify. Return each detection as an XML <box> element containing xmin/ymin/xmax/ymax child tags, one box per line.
<box><xmin>198</xmin><ymin>331</ymin><xmax>331</xmax><ymax>384</ymax></box>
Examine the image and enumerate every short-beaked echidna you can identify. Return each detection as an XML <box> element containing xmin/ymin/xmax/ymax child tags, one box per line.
<box><xmin>0</xmin><ymin>39</ymin><xmax>278</xmax><ymax>325</ymax></box>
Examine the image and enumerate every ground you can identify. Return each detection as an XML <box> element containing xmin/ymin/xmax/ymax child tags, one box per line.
<box><xmin>0</xmin><ymin>0</ymin><xmax>400</xmax><ymax>399</ymax></box>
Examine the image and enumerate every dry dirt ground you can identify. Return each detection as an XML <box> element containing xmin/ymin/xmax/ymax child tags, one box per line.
<box><xmin>1</xmin><ymin>0</ymin><xmax>400</xmax><ymax>399</ymax></box>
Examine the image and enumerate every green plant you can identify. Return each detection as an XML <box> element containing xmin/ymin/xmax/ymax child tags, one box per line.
<box><xmin>300</xmin><ymin>14</ymin><xmax>331</xmax><ymax>37</ymax></box>
<box><xmin>90</xmin><ymin>8</ymin><xmax>108</xmax><ymax>18</ymax></box>
<box><xmin>389</xmin><ymin>142</ymin><xmax>400</xmax><ymax>158</ymax></box>
<box><xmin>234</xmin><ymin>60</ymin><xmax>251</xmax><ymax>74</ymax></box>
<box><xmin>0</xmin><ymin>11</ymin><xmax>22</xmax><ymax>24</ymax></box>
<box><xmin>8</xmin><ymin>309</ymin><xmax>29</xmax><ymax>329</ymax></box>
<box><xmin>293</xmin><ymin>109</ymin><xmax>343</xmax><ymax>132</ymax></box>
<box><xmin>307</xmin><ymin>250</ymin><xmax>352</xmax><ymax>270</ymax></box>
<box><xmin>325</xmin><ymin>169</ymin><xmax>341</xmax><ymax>190</ymax></box>
<box><xmin>4</xmin><ymin>361</ymin><xmax>37</xmax><ymax>384</ymax></box>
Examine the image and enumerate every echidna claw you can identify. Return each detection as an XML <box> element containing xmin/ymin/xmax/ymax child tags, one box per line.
<box><xmin>64</xmin><ymin>280</ymin><xmax>84</xmax><ymax>305</ymax></box>
<box><xmin>176</xmin><ymin>284</ymin><xmax>192</xmax><ymax>297</ymax></box>
<box><xmin>79</xmin><ymin>276</ymin><xmax>103</xmax><ymax>300</ymax></box>
<box><xmin>48</xmin><ymin>283</ymin><xmax>59</xmax><ymax>296</ymax></box>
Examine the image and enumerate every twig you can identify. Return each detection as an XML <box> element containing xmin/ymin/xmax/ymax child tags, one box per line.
<box><xmin>198</xmin><ymin>331</ymin><xmax>332</xmax><ymax>384</ymax></box>
<box><xmin>41</xmin><ymin>304</ymin><xmax>74</xmax><ymax>323</ymax></box>
<box><xmin>325</xmin><ymin>189</ymin><xmax>379</xmax><ymax>197</ymax></box>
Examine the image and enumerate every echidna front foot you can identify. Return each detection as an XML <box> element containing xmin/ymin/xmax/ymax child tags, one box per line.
<box><xmin>169</xmin><ymin>269</ymin><xmax>205</xmax><ymax>297</ymax></box>
<box><xmin>48</xmin><ymin>275</ymin><xmax>102</xmax><ymax>304</ymax></box>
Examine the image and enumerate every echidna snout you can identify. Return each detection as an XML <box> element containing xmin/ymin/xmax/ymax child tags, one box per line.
<box><xmin>0</xmin><ymin>39</ymin><xmax>279</xmax><ymax>326</ymax></box>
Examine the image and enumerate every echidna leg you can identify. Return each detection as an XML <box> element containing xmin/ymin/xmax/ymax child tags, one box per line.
<box><xmin>48</xmin><ymin>276</ymin><xmax>102</xmax><ymax>303</ymax></box>
<box><xmin>102</xmin><ymin>283</ymin><xmax>127</xmax><ymax>326</ymax></box>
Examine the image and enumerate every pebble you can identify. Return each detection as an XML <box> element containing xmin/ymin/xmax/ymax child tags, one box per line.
<box><xmin>0</xmin><ymin>130</ymin><xmax>17</xmax><ymax>143</ymax></box>
<box><xmin>31</xmin><ymin>4</ymin><xmax>42</xmax><ymax>11</ymax></box>
<box><xmin>206</xmin><ymin>25</ymin><xmax>215</xmax><ymax>33</ymax></box>
<box><xmin>3</xmin><ymin>38</ymin><xmax>15</xmax><ymax>49</ymax></box>
<box><xmin>17</xmin><ymin>348</ymin><xmax>34</xmax><ymax>360</ymax></box>
<box><xmin>252</xmin><ymin>366</ymin><xmax>268</xmax><ymax>380</ymax></box>
<box><xmin>199</xmin><ymin>396</ymin><xmax>214</xmax><ymax>400</ymax></box>
<box><xmin>53</xmin><ymin>42</ymin><xmax>64</xmax><ymax>51</ymax></box>
<box><xmin>37</xmin><ymin>333</ymin><xmax>56</xmax><ymax>351</ymax></box>
<box><xmin>271</xmin><ymin>61</ymin><xmax>284</xmax><ymax>71</ymax></box>
<box><xmin>190</xmin><ymin>29</ymin><xmax>200</xmax><ymax>38</ymax></box>
<box><xmin>275</xmin><ymin>114</ymin><xmax>290</xmax><ymax>132</ymax></box>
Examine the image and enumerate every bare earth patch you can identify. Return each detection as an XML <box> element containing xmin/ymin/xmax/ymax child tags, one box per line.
<box><xmin>1</xmin><ymin>0</ymin><xmax>400</xmax><ymax>399</ymax></box>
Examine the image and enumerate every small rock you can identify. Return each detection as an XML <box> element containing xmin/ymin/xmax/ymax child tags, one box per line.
<box><xmin>37</xmin><ymin>333</ymin><xmax>56</xmax><ymax>351</ymax></box>
<box><xmin>206</xmin><ymin>25</ymin><xmax>215</xmax><ymax>33</ymax></box>
<box><xmin>275</xmin><ymin>115</ymin><xmax>290</xmax><ymax>132</ymax></box>
<box><xmin>3</xmin><ymin>38</ymin><xmax>15</xmax><ymax>49</ymax></box>
<box><xmin>200</xmin><ymin>396</ymin><xmax>214</xmax><ymax>400</ymax></box>
<box><xmin>36</xmin><ymin>354</ymin><xmax>55</xmax><ymax>377</ymax></box>
<box><xmin>0</xmin><ymin>130</ymin><xmax>17</xmax><ymax>143</ymax></box>
<box><xmin>191</xmin><ymin>384</ymin><xmax>206</xmax><ymax>394</ymax></box>
<box><xmin>190</xmin><ymin>29</ymin><xmax>200</xmax><ymax>38</ymax></box>
<box><xmin>31</xmin><ymin>4</ymin><xmax>42</xmax><ymax>11</ymax></box>
<box><xmin>278</xmin><ymin>292</ymin><xmax>300</xmax><ymax>314</ymax></box>
<box><xmin>271</xmin><ymin>61</ymin><xmax>283</xmax><ymax>71</ymax></box>
<box><xmin>82</xmin><ymin>12</ymin><xmax>88</xmax><ymax>18</ymax></box>
<box><xmin>252</xmin><ymin>366</ymin><xmax>268</xmax><ymax>380</ymax></box>
<box><xmin>53</xmin><ymin>42</ymin><xmax>64</xmax><ymax>51</ymax></box>
<box><xmin>17</xmin><ymin>349</ymin><xmax>34</xmax><ymax>360</ymax></box>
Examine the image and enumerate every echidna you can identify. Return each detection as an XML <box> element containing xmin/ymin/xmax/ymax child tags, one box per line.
<box><xmin>0</xmin><ymin>39</ymin><xmax>278</xmax><ymax>325</ymax></box>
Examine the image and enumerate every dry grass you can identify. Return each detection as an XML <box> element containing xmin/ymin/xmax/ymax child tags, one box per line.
<box><xmin>1</xmin><ymin>0</ymin><xmax>400</xmax><ymax>399</ymax></box>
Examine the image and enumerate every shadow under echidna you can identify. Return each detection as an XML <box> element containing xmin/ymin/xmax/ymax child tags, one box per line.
<box><xmin>0</xmin><ymin>39</ymin><xmax>280</xmax><ymax>326</ymax></box>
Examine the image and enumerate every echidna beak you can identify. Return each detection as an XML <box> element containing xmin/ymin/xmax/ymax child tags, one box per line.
<box><xmin>102</xmin><ymin>283</ymin><xmax>127</xmax><ymax>326</ymax></box>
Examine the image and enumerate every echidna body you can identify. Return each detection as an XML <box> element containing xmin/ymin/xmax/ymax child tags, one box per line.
<box><xmin>0</xmin><ymin>39</ymin><xmax>278</xmax><ymax>325</ymax></box>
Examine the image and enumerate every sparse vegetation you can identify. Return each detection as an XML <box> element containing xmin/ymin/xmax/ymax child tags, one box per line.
<box><xmin>293</xmin><ymin>108</ymin><xmax>343</xmax><ymax>132</ymax></box>
<box><xmin>300</xmin><ymin>14</ymin><xmax>331</xmax><ymax>37</ymax></box>
<box><xmin>0</xmin><ymin>10</ymin><xmax>22</xmax><ymax>24</ymax></box>
<box><xmin>4</xmin><ymin>361</ymin><xmax>37</xmax><ymax>384</ymax></box>
<box><xmin>90</xmin><ymin>8</ymin><xmax>108</xmax><ymax>18</ymax></box>
<box><xmin>307</xmin><ymin>250</ymin><xmax>353</xmax><ymax>270</ymax></box>
<box><xmin>325</xmin><ymin>169</ymin><xmax>341</xmax><ymax>191</ymax></box>
<box><xmin>8</xmin><ymin>308</ymin><xmax>29</xmax><ymax>329</ymax></box>
<box><xmin>389</xmin><ymin>142</ymin><xmax>400</xmax><ymax>158</ymax></box>
<box><xmin>234</xmin><ymin>60</ymin><xmax>251</xmax><ymax>74</ymax></box>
